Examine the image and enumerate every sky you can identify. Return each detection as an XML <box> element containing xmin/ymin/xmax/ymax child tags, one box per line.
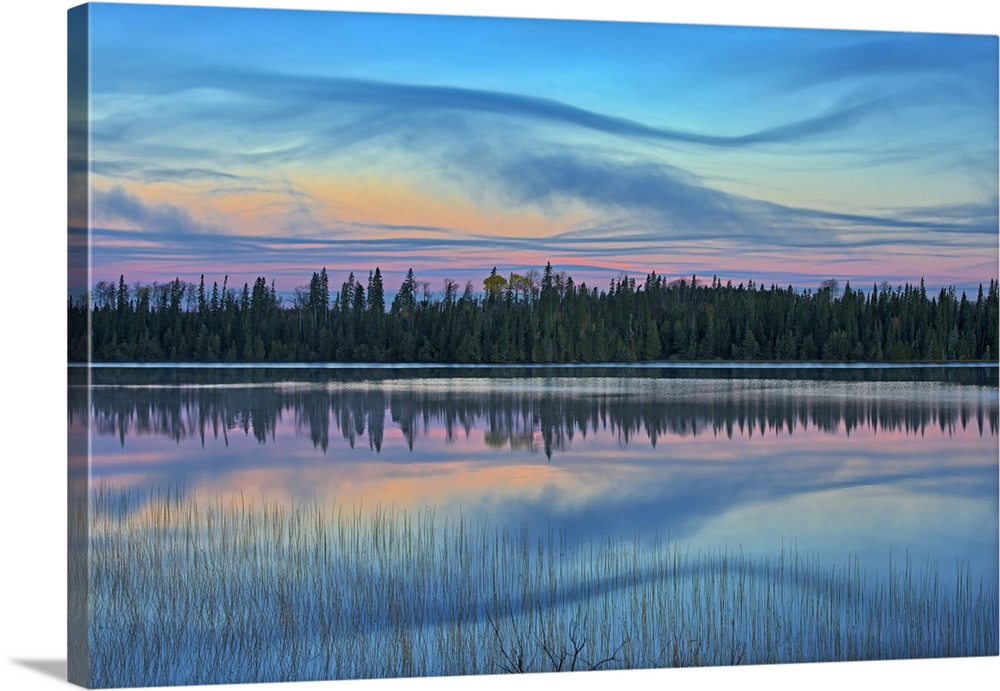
<box><xmin>77</xmin><ymin>2</ymin><xmax>999</xmax><ymax>298</ymax></box>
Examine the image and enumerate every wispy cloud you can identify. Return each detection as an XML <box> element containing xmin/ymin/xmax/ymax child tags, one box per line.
<box><xmin>93</xmin><ymin>186</ymin><xmax>206</xmax><ymax>235</ymax></box>
<box><xmin>92</xmin><ymin>160</ymin><xmax>244</xmax><ymax>184</ymax></box>
<box><xmin>85</xmin><ymin>7</ymin><xmax>998</xmax><ymax>293</ymax></box>
<box><xmin>97</xmin><ymin>68</ymin><xmax>935</xmax><ymax>152</ymax></box>
<box><xmin>453</xmin><ymin>144</ymin><xmax>998</xmax><ymax>245</ymax></box>
<box><xmin>785</xmin><ymin>34</ymin><xmax>998</xmax><ymax>91</ymax></box>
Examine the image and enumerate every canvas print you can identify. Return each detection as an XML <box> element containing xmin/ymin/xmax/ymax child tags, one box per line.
<box><xmin>67</xmin><ymin>3</ymin><xmax>999</xmax><ymax>688</ymax></box>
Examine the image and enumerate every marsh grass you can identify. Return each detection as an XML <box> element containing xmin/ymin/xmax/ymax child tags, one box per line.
<box><xmin>86</xmin><ymin>485</ymin><xmax>998</xmax><ymax>688</ymax></box>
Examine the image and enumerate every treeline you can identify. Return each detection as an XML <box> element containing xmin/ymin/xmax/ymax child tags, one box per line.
<box><xmin>68</xmin><ymin>264</ymin><xmax>999</xmax><ymax>364</ymax></box>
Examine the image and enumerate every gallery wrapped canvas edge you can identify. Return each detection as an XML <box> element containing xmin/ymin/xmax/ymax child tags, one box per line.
<box><xmin>68</xmin><ymin>3</ymin><xmax>90</xmax><ymax>688</ymax></box>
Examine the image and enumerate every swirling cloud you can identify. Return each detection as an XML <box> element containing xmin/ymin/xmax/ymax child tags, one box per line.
<box><xmin>84</xmin><ymin>5</ymin><xmax>998</xmax><ymax>293</ymax></box>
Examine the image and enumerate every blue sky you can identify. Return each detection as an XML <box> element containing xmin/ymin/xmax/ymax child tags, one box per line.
<box><xmin>79</xmin><ymin>2</ymin><xmax>999</xmax><ymax>296</ymax></box>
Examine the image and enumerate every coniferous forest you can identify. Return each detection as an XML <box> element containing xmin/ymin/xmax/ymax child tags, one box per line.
<box><xmin>68</xmin><ymin>263</ymin><xmax>999</xmax><ymax>364</ymax></box>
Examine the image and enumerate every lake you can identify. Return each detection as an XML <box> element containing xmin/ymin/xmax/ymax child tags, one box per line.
<box><xmin>68</xmin><ymin>364</ymin><xmax>1000</xmax><ymax>684</ymax></box>
<box><xmin>70</xmin><ymin>364</ymin><xmax>999</xmax><ymax>578</ymax></box>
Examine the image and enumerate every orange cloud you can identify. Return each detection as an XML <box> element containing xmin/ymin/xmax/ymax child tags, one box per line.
<box><xmin>300</xmin><ymin>171</ymin><xmax>583</xmax><ymax>239</ymax></box>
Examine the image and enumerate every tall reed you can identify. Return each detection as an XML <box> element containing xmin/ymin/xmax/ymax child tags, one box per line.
<box><xmin>86</xmin><ymin>485</ymin><xmax>999</xmax><ymax>688</ymax></box>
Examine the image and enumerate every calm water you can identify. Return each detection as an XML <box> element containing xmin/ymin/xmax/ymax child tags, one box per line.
<box><xmin>69</xmin><ymin>364</ymin><xmax>999</xmax><ymax>585</ymax></box>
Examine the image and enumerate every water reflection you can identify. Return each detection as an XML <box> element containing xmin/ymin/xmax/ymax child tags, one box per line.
<box><xmin>69</xmin><ymin>367</ymin><xmax>999</xmax><ymax>586</ymax></box>
<box><xmin>71</xmin><ymin>377</ymin><xmax>997</xmax><ymax>459</ymax></box>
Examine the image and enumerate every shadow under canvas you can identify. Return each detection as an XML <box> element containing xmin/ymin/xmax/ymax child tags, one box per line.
<box><xmin>12</xmin><ymin>659</ymin><xmax>67</xmax><ymax>682</ymax></box>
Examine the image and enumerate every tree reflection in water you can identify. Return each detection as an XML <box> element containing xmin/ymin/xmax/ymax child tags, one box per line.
<box><xmin>70</xmin><ymin>367</ymin><xmax>998</xmax><ymax>459</ymax></box>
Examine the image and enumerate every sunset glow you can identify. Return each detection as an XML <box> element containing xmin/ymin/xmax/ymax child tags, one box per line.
<box><xmin>82</xmin><ymin>4</ymin><xmax>999</xmax><ymax>295</ymax></box>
